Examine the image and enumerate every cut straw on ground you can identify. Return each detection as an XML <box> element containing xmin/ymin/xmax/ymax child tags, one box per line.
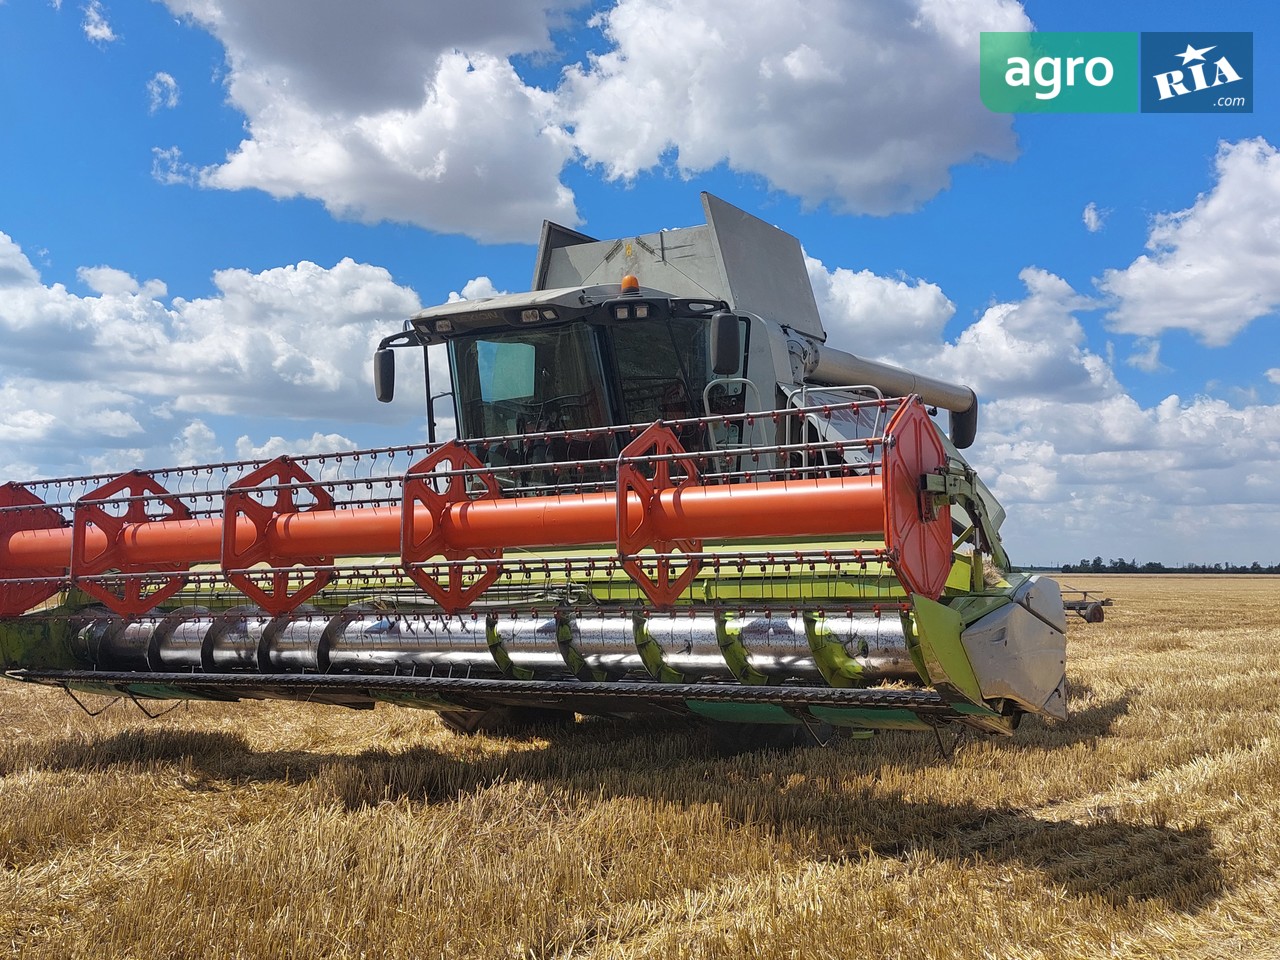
<box><xmin>1</xmin><ymin>575</ymin><xmax>1278</xmax><ymax>959</ymax></box>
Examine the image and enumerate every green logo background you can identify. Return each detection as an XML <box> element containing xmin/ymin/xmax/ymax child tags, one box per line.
<box><xmin>981</xmin><ymin>32</ymin><xmax>1139</xmax><ymax>113</ymax></box>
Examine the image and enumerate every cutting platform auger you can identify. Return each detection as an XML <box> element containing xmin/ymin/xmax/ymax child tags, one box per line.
<box><xmin>0</xmin><ymin>194</ymin><xmax>1067</xmax><ymax>737</ymax></box>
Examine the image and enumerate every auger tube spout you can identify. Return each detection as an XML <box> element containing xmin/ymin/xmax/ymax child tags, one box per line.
<box><xmin>803</xmin><ymin>344</ymin><xmax>978</xmax><ymax>448</ymax></box>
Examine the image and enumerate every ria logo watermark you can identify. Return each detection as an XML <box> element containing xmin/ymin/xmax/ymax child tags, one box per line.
<box><xmin>980</xmin><ymin>32</ymin><xmax>1253</xmax><ymax>113</ymax></box>
<box><xmin>1141</xmin><ymin>33</ymin><xmax>1251</xmax><ymax>112</ymax></box>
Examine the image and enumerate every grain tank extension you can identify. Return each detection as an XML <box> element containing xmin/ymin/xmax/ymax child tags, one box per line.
<box><xmin>0</xmin><ymin>194</ymin><xmax>1066</xmax><ymax>736</ymax></box>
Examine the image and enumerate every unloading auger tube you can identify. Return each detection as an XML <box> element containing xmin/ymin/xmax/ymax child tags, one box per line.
<box><xmin>0</xmin><ymin>396</ymin><xmax>1067</xmax><ymax>736</ymax></box>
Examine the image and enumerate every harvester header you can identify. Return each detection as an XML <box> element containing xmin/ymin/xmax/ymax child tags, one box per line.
<box><xmin>1</xmin><ymin>194</ymin><xmax>1066</xmax><ymax>738</ymax></box>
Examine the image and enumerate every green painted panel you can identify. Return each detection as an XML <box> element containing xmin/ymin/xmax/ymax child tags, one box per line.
<box><xmin>952</xmin><ymin>702</ymin><xmax>1001</xmax><ymax>718</ymax></box>
<box><xmin>912</xmin><ymin>595</ymin><xmax>985</xmax><ymax>706</ymax></box>
<box><xmin>0</xmin><ymin>611</ymin><xmax>86</xmax><ymax>671</ymax></box>
<box><xmin>944</xmin><ymin>553</ymin><xmax>976</xmax><ymax>594</ymax></box>
<box><xmin>946</xmin><ymin>593</ymin><xmax>1012</xmax><ymax>627</ymax></box>
<box><xmin>685</xmin><ymin>701</ymin><xmax>796</xmax><ymax>724</ymax></box>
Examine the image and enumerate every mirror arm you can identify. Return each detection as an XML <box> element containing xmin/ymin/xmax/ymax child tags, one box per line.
<box><xmin>373</xmin><ymin>329</ymin><xmax>426</xmax><ymax>404</ymax></box>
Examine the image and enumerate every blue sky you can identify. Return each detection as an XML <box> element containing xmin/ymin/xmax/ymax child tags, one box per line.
<box><xmin>1</xmin><ymin>0</ymin><xmax>1278</xmax><ymax>566</ymax></box>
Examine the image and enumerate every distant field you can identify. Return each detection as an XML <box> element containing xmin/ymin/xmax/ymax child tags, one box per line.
<box><xmin>2</xmin><ymin>575</ymin><xmax>1279</xmax><ymax>959</ymax></box>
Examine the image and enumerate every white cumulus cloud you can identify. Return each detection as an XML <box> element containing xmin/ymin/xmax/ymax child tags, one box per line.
<box><xmin>234</xmin><ymin>432</ymin><xmax>358</xmax><ymax>461</ymax></box>
<box><xmin>151</xmin><ymin>146</ymin><xmax>198</xmax><ymax>186</ymax></box>
<box><xmin>973</xmin><ymin>390</ymin><xmax>1280</xmax><ymax>566</ymax></box>
<box><xmin>447</xmin><ymin>276</ymin><xmax>506</xmax><ymax>303</ymax></box>
<box><xmin>160</xmin><ymin>0</ymin><xmax>582</xmax><ymax>243</ymax></box>
<box><xmin>806</xmin><ymin>255</ymin><xmax>955</xmax><ymax>366</ymax></box>
<box><xmin>81</xmin><ymin>0</ymin><xmax>117</xmax><ymax>44</ymax></box>
<box><xmin>929</xmin><ymin>269</ymin><xmax>1118</xmax><ymax>402</ymax></box>
<box><xmin>171</xmin><ymin>419</ymin><xmax>224</xmax><ymax>464</ymax></box>
<box><xmin>1100</xmin><ymin>138</ymin><xmax>1280</xmax><ymax>347</ymax></box>
<box><xmin>809</xmin><ymin>260</ymin><xmax>1118</xmax><ymax>404</ymax></box>
<box><xmin>0</xmin><ymin>232</ymin><xmax>434</xmax><ymax>480</ymax></box>
<box><xmin>1125</xmin><ymin>337</ymin><xmax>1165</xmax><ymax>373</ymax></box>
<box><xmin>560</xmin><ymin>0</ymin><xmax>1029</xmax><ymax>215</ymax></box>
<box><xmin>77</xmin><ymin>264</ymin><xmax>166</xmax><ymax>298</ymax></box>
<box><xmin>147</xmin><ymin>72</ymin><xmax>180</xmax><ymax>112</ymax></box>
<box><xmin>153</xmin><ymin>0</ymin><xmax>1033</xmax><ymax>241</ymax></box>
<box><xmin>1082</xmin><ymin>201</ymin><xmax>1107</xmax><ymax>232</ymax></box>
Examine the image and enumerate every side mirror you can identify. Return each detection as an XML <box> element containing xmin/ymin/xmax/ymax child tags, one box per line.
<box><xmin>374</xmin><ymin>348</ymin><xmax>395</xmax><ymax>402</ymax></box>
<box><xmin>710</xmin><ymin>311</ymin><xmax>741</xmax><ymax>375</ymax></box>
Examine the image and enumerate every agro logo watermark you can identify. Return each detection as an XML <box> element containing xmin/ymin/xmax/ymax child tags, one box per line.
<box><xmin>980</xmin><ymin>32</ymin><xmax>1252</xmax><ymax>113</ymax></box>
<box><xmin>980</xmin><ymin>33</ymin><xmax>1137</xmax><ymax>112</ymax></box>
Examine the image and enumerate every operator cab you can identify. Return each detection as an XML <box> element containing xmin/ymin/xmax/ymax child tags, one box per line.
<box><xmin>374</xmin><ymin>281</ymin><xmax>750</xmax><ymax>490</ymax></box>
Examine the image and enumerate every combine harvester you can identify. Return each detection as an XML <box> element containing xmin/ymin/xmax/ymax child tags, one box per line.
<box><xmin>0</xmin><ymin>195</ymin><xmax>1066</xmax><ymax>737</ymax></box>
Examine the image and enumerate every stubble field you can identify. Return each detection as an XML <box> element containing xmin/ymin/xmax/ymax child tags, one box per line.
<box><xmin>1</xmin><ymin>575</ymin><xmax>1278</xmax><ymax>959</ymax></box>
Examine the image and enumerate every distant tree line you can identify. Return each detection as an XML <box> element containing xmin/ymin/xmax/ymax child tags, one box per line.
<box><xmin>1059</xmin><ymin>557</ymin><xmax>1280</xmax><ymax>574</ymax></box>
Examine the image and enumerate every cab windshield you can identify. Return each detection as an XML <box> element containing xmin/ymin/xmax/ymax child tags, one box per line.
<box><xmin>452</xmin><ymin>325</ymin><xmax>608</xmax><ymax>438</ymax></box>
<box><xmin>609</xmin><ymin>318</ymin><xmax>708</xmax><ymax>424</ymax></box>
<box><xmin>449</xmin><ymin>317</ymin><xmax>711</xmax><ymax>440</ymax></box>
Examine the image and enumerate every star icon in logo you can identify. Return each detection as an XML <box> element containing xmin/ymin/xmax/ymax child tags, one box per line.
<box><xmin>1176</xmin><ymin>43</ymin><xmax>1216</xmax><ymax>65</ymax></box>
